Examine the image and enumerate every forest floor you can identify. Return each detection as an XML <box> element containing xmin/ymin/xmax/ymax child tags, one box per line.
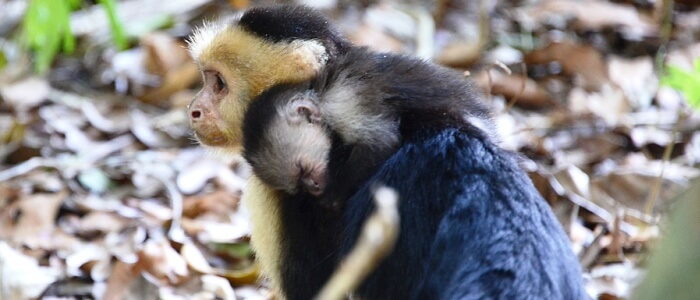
<box><xmin>1</xmin><ymin>0</ymin><xmax>699</xmax><ymax>299</ymax></box>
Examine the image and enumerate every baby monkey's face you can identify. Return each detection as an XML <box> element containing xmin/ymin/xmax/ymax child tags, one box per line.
<box><xmin>254</xmin><ymin>92</ymin><xmax>330</xmax><ymax>197</ymax></box>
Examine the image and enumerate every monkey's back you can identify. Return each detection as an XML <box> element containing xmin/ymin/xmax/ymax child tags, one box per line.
<box><xmin>320</xmin><ymin>48</ymin><xmax>494</xmax><ymax>141</ymax></box>
<box><xmin>341</xmin><ymin>127</ymin><xmax>588</xmax><ymax>300</ymax></box>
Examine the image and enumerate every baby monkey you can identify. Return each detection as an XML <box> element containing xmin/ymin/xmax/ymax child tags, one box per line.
<box><xmin>243</xmin><ymin>83</ymin><xmax>330</xmax><ymax>197</ymax></box>
<box><xmin>243</xmin><ymin>79</ymin><xmax>400</xmax><ymax>207</ymax></box>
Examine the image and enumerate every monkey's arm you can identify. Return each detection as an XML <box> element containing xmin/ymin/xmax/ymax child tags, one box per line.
<box><xmin>242</xmin><ymin>175</ymin><xmax>285</xmax><ymax>294</ymax></box>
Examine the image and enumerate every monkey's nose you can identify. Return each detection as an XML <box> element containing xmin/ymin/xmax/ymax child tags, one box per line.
<box><xmin>303</xmin><ymin>177</ymin><xmax>324</xmax><ymax>196</ymax></box>
<box><xmin>190</xmin><ymin>109</ymin><xmax>203</xmax><ymax>120</ymax></box>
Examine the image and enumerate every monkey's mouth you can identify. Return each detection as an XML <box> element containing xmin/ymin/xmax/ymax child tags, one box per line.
<box><xmin>306</xmin><ymin>184</ymin><xmax>324</xmax><ymax>197</ymax></box>
<box><xmin>192</xmin><ymin>128</ymin><xmax>228</xmax><ymax>146</ymax></box>
<box><xmin>300</xmin><ymin>169</ymin><xmax>325</xmax><ymax>197</ymax></box>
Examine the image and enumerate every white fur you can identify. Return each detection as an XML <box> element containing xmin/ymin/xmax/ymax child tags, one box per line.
<box><xmin>288</xmin><ymin>39</ymin><xmax>329</xmax><ymax>74</ymax></box>
<box><xmin>466</xmin><ymin>114</ymin><xmax>502</xmax><ymax>145</ymax></box>
<box><xmin>322</xmin><ymin>74</ymin><xmax>399</xmax><ymax>149</ymax></box>
<box><xmin>187</xmin><ymin>15</ymin><xmax>240</xmax><ymax>61</ymax></box>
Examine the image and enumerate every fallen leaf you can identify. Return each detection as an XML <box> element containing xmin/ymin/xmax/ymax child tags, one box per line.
<box><xmin>201</xmin><ymin>274</ymin><xmax>237</xmax><ymax>300</ymax></box>
<box><xmin>0</xmin><ymin>241</ymin><xmax>61</xmax><ymax>299</ymax></box>
<box><xmin>137</xmin><ymin>239</ymin><xmax>189</xmax><ymax>286</ymax></box>
<box><xmin>608</xmin><ymin>56</ymin><xmax>657</xmax><ymax>109</ymax></box>
<box><xmin>568</xmin><ymin>85</ymin><xmax>627</xmax><ymax>125</ymax></box>
<box><xmin>525</xmin><ymin>41</ymin><xmax>609</xmax><ymax>90</ymax></box>
<box><xmin>181</xmin><ymin>242</ymin><xmax>214</xmax><ymax>274</ymax></box>
<box><xmin>0</xmin><ymin>77</ymin><xmax>50</xmax><ymax>111</ymax></box>
<box><xmin>522</xmin><ymin>0</ymin><xmax>656</xmax><ymax>38</ymax></box>
<box><xmin>475</xmin><ymin>69</ymin><xmax>555</xmax><ymax>109</ymax></box>
<box><xmin>10</xmin><ymin>192</ymin><xmax>66</xmax><ymax>248</ymax></box>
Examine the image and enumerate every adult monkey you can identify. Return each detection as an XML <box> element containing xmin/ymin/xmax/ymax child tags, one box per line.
<box><xmin>188</xmin><ymin>5</ymin><xmax>587</xmax><ymax>300</ymax></box>
<box><xmin>188</xmin><ymin>6</ymin><xmax>351</xmax><ymax>297</ymax></box>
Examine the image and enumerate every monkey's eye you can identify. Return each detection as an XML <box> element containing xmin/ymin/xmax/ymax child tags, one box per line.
<box><xmin>213</xmin><ymin>73</ymin><xmax>227</xmax><ymax>94</ymax></box>
<box><xmin>296</xmin><ymin>161</ymin><xmax>306</xmax><ymax>175</ymax></box>
<box><xmin>205</xmin><ymin>71</ymin><xmax>227</xmax><ymax>95</ymax></box>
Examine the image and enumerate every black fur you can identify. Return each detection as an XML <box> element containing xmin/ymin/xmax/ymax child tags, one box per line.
<box><xmin>276</xmin><ymin>192</ymin><xmax>342</xmax><ymax>300</ymax></box>
<box><xmin>342</xmin><ymin>128</ymin><xmax>588</xmax><ymax>299</ymax></box>
<box><xmin>238</xmin><ymin>6</ymin><xmax>587</xmax><ymax>300</ymax></box>
<box><xmin>238</xmin><ymin>5</ymin><xmax>350</xmax><ymax>56</ymax></box>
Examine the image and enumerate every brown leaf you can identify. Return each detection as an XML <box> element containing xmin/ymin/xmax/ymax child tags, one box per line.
<box><xmin>475</xmin><ymin>70</ymin><xmax>555</xmax><ymax>109</ymax></box>
<box><xmin>137</xmin><ymin>239</ymin><xmax>189</xmax><ymax>286</ymax></box>
<box><xmin>7</xmin><ymin>191</ymin><xmax>66</xmax><ymax>248</ymax></box>
<box><xmin>103</xmin><ymin>260</ymin><xmax>141</xmax><ymax>300</ymax></box>
<box><xmin>183</xmin><ymin>190</ymin><xmax>239</xmax><ymax>219</ymax></box>
<box><xmin>523</xmin><ymin>0</ymin><xmax>656</xmax><ymax>38</ymax></box>
<box><xmin>438</xmin><ymin>40</ymin><xmax>482</xmax><ymax>69</ymax></box>
<box><xmin>348</xmin><ymin>23</ymin><xmax>405</xmax><ymax>54</ymax></box>
<box><xmin>525</xmin><ymin>41</ymin><xmax>609</xmax><ymax>90</ymax></box>
<box><xmin>138</xmin><ymin>32</ymin><xmax>199</xmax><ymax>105</ymax></box>
<box><xmin>78</xmin><ymin>211</ymin><xmax>130</xmax><ymax>235</ymax></box>
<box><xmin>590</xmin><ymin>153</ymin><xmax>699</xmax><ymax>216</ymax></box>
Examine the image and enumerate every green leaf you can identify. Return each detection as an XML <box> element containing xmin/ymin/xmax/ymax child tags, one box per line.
<box><xmin>0</xmin><ymin>50</ymin><xmax>7</xmax><ymax>69</ymax></box>
<box><xmin>661</xmin><ymin>60</ymin><xmax>700</xmax><ymax>110</ymax></box>
<box><xmin>97</xmin><ymin>0</ymin><xmax>128</xmax><ymax>51</ymax></box>
<box><xmin>22</xmin><ymin>0</ymin><xmax>75</xmax><ymax>73</ymax></box>
<box><xmin>212</xmin><ymin>242</ymin><xmax>255</xmax><ymax>259</ymax></box>
<box><xmin>22</xmin><ymin>0</ymin><xmax>127</xmax><ymax>73</ymax></box>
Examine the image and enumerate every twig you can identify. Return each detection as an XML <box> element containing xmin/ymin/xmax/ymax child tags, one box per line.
<box><xmin>315</xmin><ymin>187</ymin><xmax>400</xmax><ymax>300</ymax></box>
<box><xmin>644</xmin><ymin>109</ymin><xmax>688</xmax><ymax>216</ymax></box>
<box><xmin>0</xmin><ymin>157</ymin><xmax>55</xmax><ymax>182</ymax></box>
<box><xmin>483</xmin><ymin>61</ymin><xmax>512</xmax><ymax>103</ymax></box>
<box><xmin>505</xmin><ymin>63</ymin><xmax>527</xmax><ymax>111</ymax></box>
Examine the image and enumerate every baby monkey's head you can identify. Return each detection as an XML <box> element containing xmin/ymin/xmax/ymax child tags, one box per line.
<box><xmin>243</xmin><ymin>84</ymin><xmax>330</xmax><ymax>197</ymax></box>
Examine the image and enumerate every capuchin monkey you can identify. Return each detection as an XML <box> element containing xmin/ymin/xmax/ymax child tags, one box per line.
<box><xmin>188</xmin><ymin>5</ymin><xmax>588</xmax><ymax>300</ymax></box>
<box><xmin>188</xmin><ymin>6</ymin><xmax>351</xmax><ymax>296</ymax></box>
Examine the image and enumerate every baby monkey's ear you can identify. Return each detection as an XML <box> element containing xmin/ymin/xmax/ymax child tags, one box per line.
<box><xmin>287</xmin><ymin>94</ymin><xmax>322</xmax><ymax>124</ymax></box>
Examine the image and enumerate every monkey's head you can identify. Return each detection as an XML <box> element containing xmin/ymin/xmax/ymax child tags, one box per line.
<box><xmin>187</xmin><ymin>5</ymin><xmax>349</xmax><ymax>153</ymax></box>
<box><xmin>243</xmin><ymin>84</ymin><xmax>329</xmax><ymax>197</ymax></box>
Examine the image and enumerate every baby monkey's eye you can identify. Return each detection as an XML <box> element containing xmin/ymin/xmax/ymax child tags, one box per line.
<box><xmin>296</xmin><ymin>161</ymin><xmax>307</xmax><ymax>176</ymax></box>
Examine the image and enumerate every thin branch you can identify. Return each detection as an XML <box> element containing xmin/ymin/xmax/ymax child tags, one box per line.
<box><xmin>315</xmin><ymin>187</ymin><xmax>400</xmax><ymax>300</ymax></box>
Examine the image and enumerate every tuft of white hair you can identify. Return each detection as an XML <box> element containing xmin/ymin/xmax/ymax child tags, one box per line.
<box><xmin>186</xmin><ymin>14</ymin><xmax>241</xmax><ymax>60</ymax></box>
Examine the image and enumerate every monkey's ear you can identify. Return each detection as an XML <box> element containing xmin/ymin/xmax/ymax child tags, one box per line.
<box><xmin>287</xmin><ymin>96</ymin><xmax>322</xmax><ymax>124</ymax></box>
<box><xmin>289</xmin><ymin>40</ymin><xmax>329</xmax><ymax>77</ymax></box>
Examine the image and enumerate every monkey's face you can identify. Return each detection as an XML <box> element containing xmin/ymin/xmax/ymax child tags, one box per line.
<box><xmin>254</xmin><ymin>111</ymin><xmax>329</xmax><ymax>197</ymax></box>
<box><xmin>187</xmin><ymin>23</ymin><xmax>330</xmax><ymax>151</ymax></box>
<box><xmin>243</xmin><ymin>89</ymin><xmax>329</xmax><ymax>197</ymax></box>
